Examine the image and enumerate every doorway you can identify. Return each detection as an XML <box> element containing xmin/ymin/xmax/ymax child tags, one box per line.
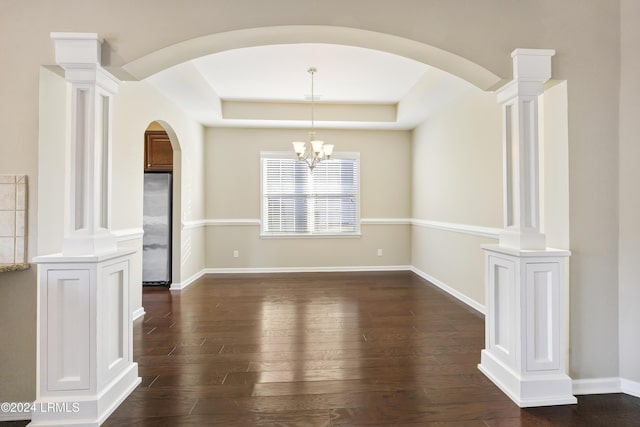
<box><xmin>142</xmin><ymin>122</ymin><xmax>174</xmax><ymax>286</ymax></box>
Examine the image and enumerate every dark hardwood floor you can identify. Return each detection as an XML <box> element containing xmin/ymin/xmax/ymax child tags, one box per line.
<box><xmin>3</xmin><ymin>271</ymin><xmax>639</xmax><ymax>426</ymax></box>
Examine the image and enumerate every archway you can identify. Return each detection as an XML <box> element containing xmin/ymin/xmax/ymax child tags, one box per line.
<box><xmin>35</xmin><ymin>29</ymin><xmax>572</xmax><ymax>426</ymax></box>
<box><xmin>123</xmin><ymin>25</ymin><xmax>503</xmax><ymax>91</ymax></box>
<box><xmin>146</xmin><ymin>120</ymin><xmax>183</xmax><ymax>287</ymax></box>
<box><xmin>142</xmin><ymin>121</ymin><xmax>175</xmax><ymax>287</ymax></box>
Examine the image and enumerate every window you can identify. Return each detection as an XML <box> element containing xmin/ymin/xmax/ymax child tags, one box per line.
<box><xmin>261</xmin><ymin>152</ymin><xmax>360</xmax><ymax>236</ymax></box>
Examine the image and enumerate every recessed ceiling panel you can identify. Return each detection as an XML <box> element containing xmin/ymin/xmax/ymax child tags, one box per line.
<box><xmin>191</xmin><ymin>43</ymin><xmax>429</xmax><ymax>103</ymax></box>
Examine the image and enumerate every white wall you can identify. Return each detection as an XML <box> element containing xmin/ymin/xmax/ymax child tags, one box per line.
<box><xmin>112</xmin><ymin>80</ymin><xmax>205</xmax><ymax>305</ymax></box>
<box><xmin>204</xmin><ymin>127</ymin><xmax>412</xmax><ymax>269</ymax></box>
<box><xmin>412</xmin><ymin>89</ymin><xmax>503</xmax><ymax>307</ymax></box>
<box><xmin>618</xmin><ymin>0</ymin><xmax>640</xmax><ymax>386</ymax></box>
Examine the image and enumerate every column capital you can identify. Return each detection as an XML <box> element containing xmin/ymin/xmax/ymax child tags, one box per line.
<box><xmin>51</xmin><ymin>32</ymin><xmax>103</xmax><ymax>68</ymax></box>
<box><xmin>51</xmin><ymin>32</ymin><xmax>120</xmax><ymax>94</ymax></box>
<box><xmin>511</xmin><ymin>48</ymin><xmax>555</xmax><ymax>82</ymax></box>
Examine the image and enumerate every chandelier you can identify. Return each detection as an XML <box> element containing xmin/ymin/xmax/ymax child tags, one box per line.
<box><xmin>292</xmin><ymin>67</ymin><xmax>334</xmax><ymax>170</ymax></box>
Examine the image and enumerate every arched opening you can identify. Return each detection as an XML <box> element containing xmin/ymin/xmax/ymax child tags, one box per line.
<box><xmin>125</xmin><ymin>30</ymin><xmax>570</xmax><ymax>398</ymax></box>
<box><xmin>142</xmin><ymin>121</ymin><xmax>174</xmax><ymax>287</ymax></box>
<box><xmin>123</xmin><ymin>25</ymin><xmax>504</xmax><ymax>91</ymax></box>
<box><xmin>143</xmin><ymin>120</ymin><xmax>183</xmax><ymax>287</ymax></box>
<box><xmin>120</xmin><ymin>25</ymin><xmax>568</xmax><ymax>311</ymax></box>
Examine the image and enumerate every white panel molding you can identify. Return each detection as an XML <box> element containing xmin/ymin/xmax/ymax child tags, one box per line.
<box><xmin>205</xmin><ymin>219</ymin><xmax>261</xmax><ymax>226</ymax></box>
<box><xmin>32</xmin><ymin>249</ymin><xmax>140</xmax><ymax>426</ymax></box>
<box><xmin>181</xmin><ymin>220</ymin><xmax>207</xmax><ymax>230</ymax></box>
<box><xmin>621</xmin><ymin>378</ymin><xmax>640</xmax><ymax>398</ymax></box>
<box><xmin>410</xmin><ymin>266</ymin><xmax>485</xmax><ymax>314</ymax></box>
<box><xmin>479</xmin><ymin>245</ymin><xmax>575</xmax><ymax>407</ymax></box>
<box><xmin>132</xmin><ymin>307</ymin><xmax>145</xmax><ymax>321</ymax></box>
<box><xmin>361</xmin><ymin>218</ymin><xmax>412</xmax><ymax>225</ymax></box>
<box><xmin>170</xmin><ymin>269</ymin><xmax>206</xmax><ymax>290</ymax></box>
<box><xmin>412</xmin><ymin>219</ymin><xmax>500</xmax><ymax>239</ymax></box>
<box><xmin>183</xmin><ymin>217</ymin><xmax>500</xmax><ymax>241</ymax></box>
<box><xmin>205</xmin><ymin>265</ymin><xmax>412</xmax><ymax>274</ymax></box>
<box><xmin>113</xmin><ymin>228</ymin><xmax>144</xmax><ymax>242</ymax></box>
<box><xmin>572</xmin><ymin>377</ymin><xmax>622</xmax><ymax>395</ymax></box>
<box><xmin>183</xmin><ymin>219</ymin><xmax>262</xmax><ymax>229</ymax></box>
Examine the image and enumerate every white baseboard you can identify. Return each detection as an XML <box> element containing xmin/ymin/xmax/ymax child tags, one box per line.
<box><xmin>132</xmin><ymin>307</ymin><xmax>145</xmax><ymax>321</ymax></box>
<box><xmin>621</xmin><ymin>378</ymin><xmax>640</xmax><ymax>398</ymax></box>
<box><xmin>572</xmin><ymin>377</ymin><xmax>621</xmax><ymax>395</ymax></box>
<box><xmin>410</xmin><ymin>266</ymin><xmax>485</xmax><ymax>315</ymax></box>
<box><xmin>204</xmin><ymin>265</ymin><xmax>412</xmax><ymax>274</ymax></box>
<box><xmin>170</xmin><ymin>269</ymin><xmax>206</xmax><ymax>290</ymax></box>
<box><xmin>0</xmin><ymin>411</ymin><xmax>31</xmax><ymax>422</ymax></box>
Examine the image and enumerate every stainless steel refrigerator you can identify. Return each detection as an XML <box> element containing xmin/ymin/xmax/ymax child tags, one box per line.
<box><xmin>143</xmin><ymin>172</ymin><xmax>172</xmax><ymax>286</ymax></box>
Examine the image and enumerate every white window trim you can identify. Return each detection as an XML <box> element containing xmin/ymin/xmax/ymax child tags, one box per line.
<box><xmin>260</xmin><ymin>151</ymin><xmax>361</xmax><ymax>238</ymax></box>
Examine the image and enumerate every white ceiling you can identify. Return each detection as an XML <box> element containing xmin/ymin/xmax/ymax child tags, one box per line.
<box><xmin>146</xmin><ymin>43</ymin><xmax>473</xmax><ymax>129</ymax></box>
<box><xmin>192</xmin><ymin>44</ymin><xmax>428</xmax><ymax>103</ymax></box>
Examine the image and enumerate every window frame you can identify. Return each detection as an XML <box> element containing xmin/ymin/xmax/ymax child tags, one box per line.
<box><xmin>260</xmin><ymin>151</ymin><xmax>361</xmax><ymax>238</ymax></box>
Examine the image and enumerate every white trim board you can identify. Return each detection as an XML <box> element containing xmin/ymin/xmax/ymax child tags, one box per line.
<box><xmin>621</xmin><ymin>378</ymin><xmax>640</xmax><ymax>398</ymax></box>
<box><xmin>170</xmin><ymin>269</ymin><xmax>206</xmax><ymax>291</ymax></box>
<box><xmin>132</xmin><ymin>307</ymin><xmax>145</xmax><ymax>321</ymax></box>
<box><xmin>410</xmin><ymin>266</ymin><xmax>485</xmax><ymax>314</ymax></box>
<box><xmin>205</xmin><ymin>219</ymin><xmax>261</xmax><ymax>226</ymax></box>
<box><xmin>0</xmin><ymin>412</ymin><xmax>31</xmax><ymax>422</ymax></box>
<box><xmin>412</xmin><ymin>219</ymin><xmax>500</xmax><ymax>239</ymax></box>
<box><xmin>112</xmin><ymin>228</ymin><xmax>144</xmax><ymax>242</ymax></box>
<box><xmin>204</xmin><ymin>265</ymin><xmax>412</xmax><ymax>274</ymax></box>
<box><xmin>182</xmin><ymin>220</ymin><xmax>207</xmax><ymax>230</ymax></box>
<box><xmin>572</xmin><ymin>377</ymin><xmax>640</xmax><ymax>398</ymax></box>
<box><xmin>572</xmin><ymin>377</ymin><xmax>622</xmax><ymax>395</ymax></box>
<box><xmin>361</xmin><ymin>218</ymin><xmax>412</xmax><ymax>225</ymax></box>
<box><xmin>179</xmin><ymin>217</ymin><xmax>500</xmax><ymax>241</ymax></box>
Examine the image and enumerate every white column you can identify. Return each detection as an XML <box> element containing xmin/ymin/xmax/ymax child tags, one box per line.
<box><xmin>478</xmin><ymin>49</ymin><xmax>576</xmax><ymax>407</ymax></box>
<box><xmin>31</xmin><ymin>33</ymin><xmax>140</xmax><ymax>427</ymax></box>
<box><xmin>52</xmin><ymin>33</ymin><xmax>119</xmax><ymax>256</ymax></box>
<box><xmin>498</xmin><ymin>49</ymin><xmax>553</xmax><ymax>251</ymax></box>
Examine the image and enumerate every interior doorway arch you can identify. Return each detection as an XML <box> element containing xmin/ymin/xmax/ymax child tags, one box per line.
<box><xmin>122</xmin><ymin>25</ymin><xmax>504</xmax><ymax>91</ymax></box>
<box><xmin>142</xmin><ymin>120</ymin><xmax>183</xmax><ymax>287</ymax></box>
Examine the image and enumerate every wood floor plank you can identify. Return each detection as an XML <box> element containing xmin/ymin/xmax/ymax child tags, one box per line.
<box><xmin>84</xmin><ymin>271</ymin><xmax>640</xmax><ymax>426</ymax></box>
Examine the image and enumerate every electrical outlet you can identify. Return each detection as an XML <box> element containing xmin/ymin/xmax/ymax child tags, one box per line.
<box><xmin>233</xmin><ymin>250</ymin><xmax>239</xmax><ymax>258</ymax></box>
<box><xmin>377</xmin><ymin>249</ymin><xmax>383</xmax><ymax>257</ymax></box>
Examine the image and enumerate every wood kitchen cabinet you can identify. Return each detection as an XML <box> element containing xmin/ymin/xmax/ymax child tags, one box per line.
<box><xmin>144</xmin><ymin>130</ymin><xmax>173</xmax><ymax>171</ymax></box>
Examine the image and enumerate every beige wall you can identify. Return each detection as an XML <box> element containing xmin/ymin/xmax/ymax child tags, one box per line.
<box><xmin>411</xmin><ymin>89</ymin><xmax>502</xmax><ymax>308</ymax></box>
<box><xmin>618</xmin><ymin>0</ymin><xmax>640</xmax><ymax>384</ymax></box>
<box><xmin>541</xmin><ymin>82</ymin><xmax>570</xmax><ymax>251</ymax></box>
<box><xmin>0</xmin><ymin>0</ymin><xmax>630</xmax><ymax>402</ymax></box>
<box><xmin>205</xmin><ymin>127</ymin><xmax>412</xmax><ymax>268</ymax></box>
<box><xmin>412</xmin><ymin>90</ymin><xmax>502</xmax><ymax>227</ymax></box>
<box><xmin>112</xmin><ymin>80</ymin><xmax>206</xmax><ymax>297</ymax></box>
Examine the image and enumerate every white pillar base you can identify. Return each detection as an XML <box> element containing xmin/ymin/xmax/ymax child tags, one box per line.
<box><xmin>31</xmin><ymin>250</ymin><xmax>140</xmax><ymax>427</ymax></box>
<box><xmin>29</xmin><ymin>365</ymin><xmax>140</xmax><ymax>427</ymax></box>
<box><xmin>479</xmin><ymin>245</ymin><xmax>576</xmax><ymax>408</ymax></box>
<box><xmin>479</xmin><ymin>349</ymin><xmax>576</xmax><ymax>407</ymax></box>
